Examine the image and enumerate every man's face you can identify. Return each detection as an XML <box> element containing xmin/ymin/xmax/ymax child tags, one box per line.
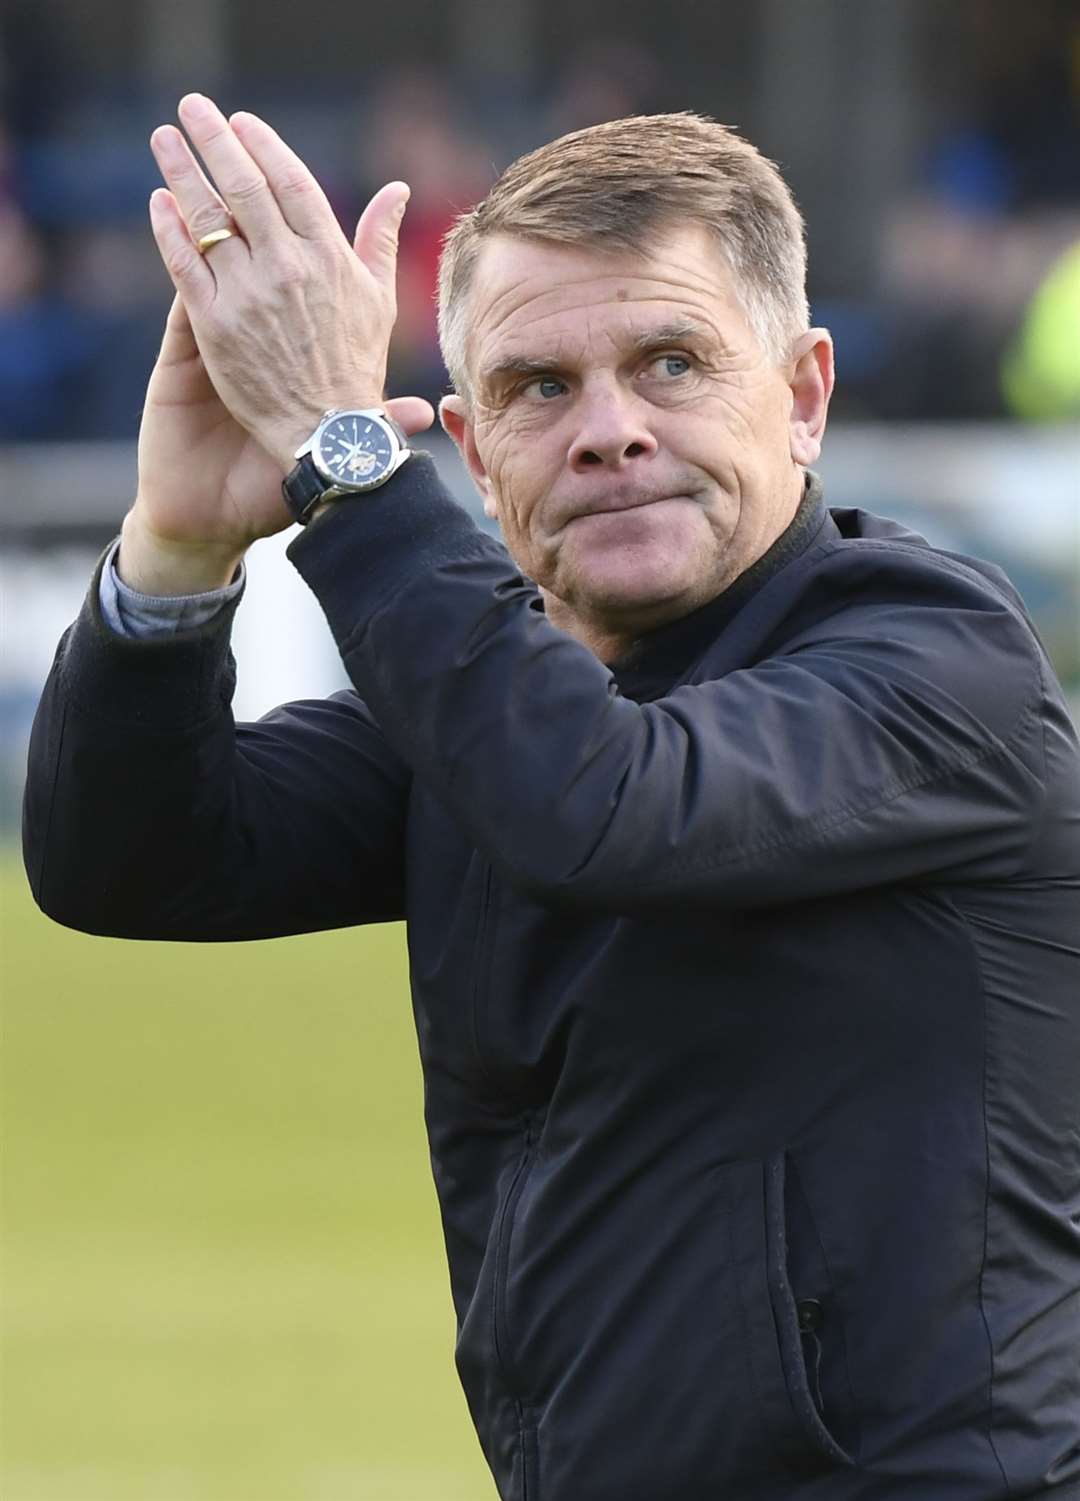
<box><xmin>440</xmin><ymin>226</ymin><xmax>832</xmax><ymax>651</ymax></box>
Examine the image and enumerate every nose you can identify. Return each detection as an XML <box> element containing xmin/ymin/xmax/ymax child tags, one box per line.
<box><xmin>567</xmin><ymin>381</ymin><xmax>659</xmax><ymax>471</ymax></box>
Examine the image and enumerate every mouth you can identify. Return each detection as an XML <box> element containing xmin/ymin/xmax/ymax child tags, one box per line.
<box><xmin>566</xmin><ymin>490</ymin><xmax>689</xmax><ymax>523</ymax></box>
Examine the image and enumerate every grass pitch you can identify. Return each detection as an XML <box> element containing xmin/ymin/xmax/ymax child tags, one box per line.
<box><xmin>1</xmin><ymin>853</ymin><xmax>497</xmax><ymax>1500</ymax></box>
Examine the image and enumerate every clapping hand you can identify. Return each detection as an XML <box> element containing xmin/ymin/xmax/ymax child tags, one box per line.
<box><xmin>124</xmin><ymin>94</ymin><xmax>434</xmax><ymax>592</ymax></box>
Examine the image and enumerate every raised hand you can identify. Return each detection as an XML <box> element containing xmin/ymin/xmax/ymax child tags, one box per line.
<box><xmin>125</xmin><ymin>290</ymin><xmax>294</xmax><ymax>590</ymax></box>
<box><xmin>123</xmin><ymin>94</ymin><xmax>434</xmax><ymax>593</ymax></box>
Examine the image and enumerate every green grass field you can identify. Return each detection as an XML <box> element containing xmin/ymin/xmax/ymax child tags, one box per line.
<box><xmin>1</xmin><ymin>854</ymin><xmax>498</xmax><ymax>1501</ymax></box>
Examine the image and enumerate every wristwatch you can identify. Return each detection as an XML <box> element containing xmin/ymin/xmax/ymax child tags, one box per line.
<box><xmin>282</xmin><ymin>407</ymin><xmax>413</xmax><ymax>526</ymax></box>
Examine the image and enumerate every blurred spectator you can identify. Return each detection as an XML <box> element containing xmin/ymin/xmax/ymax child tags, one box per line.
<box><xmin>348</xmin><ymin>68</ymin><xmax>493</xmax><ymax>407</ymax></box>
<box><xmin>0</xmin><ymin>3</ymin><xmax>1077</xmax><ymax>437</ymax></box>
<box><xmin>0</xmin><ymin>122</ymin><xmax>98</xmax><ymax>441</ymax></box>
<box><xmin>55</xmin><ymin>221</ymin><xmax>173</xmax><ymax>438</ymax></box>
<box><xmin>860</xmin><ymin>13</ymin><xmax>1080</xmax><ymax>423</ymax></box>
<box><xmin>1002</xmin><ymin>239</ymin><xmax>1080</xmax><ymax>421</ymax></box>
<box><xmin>542</xmin><ymin>41</ymin><xmax>666</xmax><ymax>137</ymax></box>
<box><xmin>869</xmin><ymin>166</ymin><xmax>1080</xmax><ymax>420</ymax></box>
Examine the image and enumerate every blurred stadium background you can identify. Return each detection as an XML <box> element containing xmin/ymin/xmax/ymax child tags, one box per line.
<box><xmin>1</xmin><ymin>1</ymin><xmax>1078</xmax><ymax>1497</ymax></box>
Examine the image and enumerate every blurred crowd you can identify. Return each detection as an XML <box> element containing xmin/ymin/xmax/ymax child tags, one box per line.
<box><xmin>1</xmin><ymin>22</ymin><xmax>1079</xmax><ymax>444</ymax></box>
<box><xmin>863</xmin><ymin>43</ymin><xmax>1080</xmax><ymax>423</ymax></box>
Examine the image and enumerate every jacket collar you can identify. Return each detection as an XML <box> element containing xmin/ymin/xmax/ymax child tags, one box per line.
<box><xmin>609</xmin><ymin>469</ymin><xmax>828</xmax><ymax>700</ymax></box>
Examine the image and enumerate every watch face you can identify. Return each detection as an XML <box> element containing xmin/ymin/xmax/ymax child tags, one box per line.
<box><xmin>315</xmin><ymin>413</ymin><xmax>395</xmax><ymax>487</ymax></box>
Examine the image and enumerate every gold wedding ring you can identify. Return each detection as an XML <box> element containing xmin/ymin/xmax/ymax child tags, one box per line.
<box><xmin>196</xmin><ymin>227</ymin><xmax>236</xmax><ymax>255</ymax></box>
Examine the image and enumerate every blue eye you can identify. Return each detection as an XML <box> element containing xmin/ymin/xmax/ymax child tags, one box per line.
<box><xmin>526</xmin><ymin>376</ymin><xmax>565</xmax><ymax>399</ymax></box>
<box><xmin>656</xmin><ymin>354</ymin><xmax>691</xmax><ymax>378</ymax></box>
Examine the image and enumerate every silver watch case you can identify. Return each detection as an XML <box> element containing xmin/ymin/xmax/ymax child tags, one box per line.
<box><xmin>294</xmin><ymin>407</ymin><xmax>412</xmax><ymax>496</ymax></box>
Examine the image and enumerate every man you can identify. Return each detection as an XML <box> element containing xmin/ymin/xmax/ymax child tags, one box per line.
<box><xmin>23</xmin><ymin>99</ymin><xmax>1080</xmax><ymax>1501</ymax></box>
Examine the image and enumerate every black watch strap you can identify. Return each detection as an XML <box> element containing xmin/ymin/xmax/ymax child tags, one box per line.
<box><xmin>282</xmin><ymin>453</ymin><xmax>334</xmax><ymax>526</ymax></box>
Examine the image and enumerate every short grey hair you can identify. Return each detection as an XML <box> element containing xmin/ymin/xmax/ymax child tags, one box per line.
<box><xmin>436</xmin><ymin>112</ymin><xmax>810</xmax><ymax>405</ymax></box>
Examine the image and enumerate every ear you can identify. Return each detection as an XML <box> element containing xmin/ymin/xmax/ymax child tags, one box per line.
<box><xmin>787</xmin><ymin>329</ymin><xmax>834</xmax><ymax>468</ymax></box>
<box><xmin>440</xmin><ymin>395</ymin><xmax>498</xmax><ymax>519</ymax></box>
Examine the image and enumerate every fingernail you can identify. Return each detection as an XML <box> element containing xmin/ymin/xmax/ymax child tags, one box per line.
<box><xmin>180</xmin><ymin>93</ymin><xmax>210</xmax><ymax>118</ymax></box>
<box><xmin>151</xmin><ymin>126</ymin><xmax>180</xmax><ymax>160</ymax></box>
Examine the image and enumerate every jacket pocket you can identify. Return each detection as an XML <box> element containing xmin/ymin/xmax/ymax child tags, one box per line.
<box><xmin>758</xmin><ymin>1149</ymin><xmax>859</xmax><ymax>1467</ymax></box>
<box><xmin>493</xmin><ymin>1117</ymin><xmax>539</xmax><ymax>1399</ymax></box>
<box><xmin>454</xmin><ymin>1120</ymin><xmax>541</xmax><ymax>1501</ymax></box>
<box><xmin>520</xmin><ymin>1412</ymin><xmax>540</xmax><ymax>1501</ymax></box>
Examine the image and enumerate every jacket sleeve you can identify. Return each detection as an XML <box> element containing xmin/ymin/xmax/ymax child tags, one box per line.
<box><xmin>287</xmin><ymin>458</ymin><xmax>1053</xmax><ymax>912</ymax></box>
<box><xmin>22</xmin><ymin>546</ymin><xmax>410</xmax><ymax>940</ymax></box>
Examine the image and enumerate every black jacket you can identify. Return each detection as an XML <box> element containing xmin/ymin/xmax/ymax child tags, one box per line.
<box><xmin>23</xmin><ymin>461</ymin><xmax>1080</xmax><ymax>1500</ymax></box>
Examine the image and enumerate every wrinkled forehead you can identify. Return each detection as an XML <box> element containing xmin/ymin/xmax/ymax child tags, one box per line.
<box><xmin>465</xmin><ymin>227</ymin><xmax>753</xmax><ymax>381</ymax></box>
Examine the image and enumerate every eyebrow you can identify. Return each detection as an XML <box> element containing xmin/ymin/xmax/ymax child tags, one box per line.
<box><xmin>478</xmin><ymin>318</ymin><xmax>716</xmax><ymax>391</ymax></box>
<box><xmin>630</xmin><ymin>318</ymin><xmax>713</xmax><ymax>352</ymax></box>
<box><xmin>480</xmin><ymin>353</ymin><xmax>562</xmax><ymax>386</ymax></box>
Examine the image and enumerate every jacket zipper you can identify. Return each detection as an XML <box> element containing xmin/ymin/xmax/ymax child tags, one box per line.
<box><xmin>492</xmin><ymin>1116</ymin><xmax>537</xmax><ymax>1398</ymax></box>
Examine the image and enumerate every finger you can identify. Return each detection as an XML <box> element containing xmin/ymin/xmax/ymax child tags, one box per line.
<box><xmin>174</xmin><ymin>93</ymin><xmax>289</xmax><ymax>247</ymax></box>
<box><xmin>383</xmin><ymin>395</ymin><xmax>436</xmax><ymax>436</ymax></box>
<box><xmin>150</xmin><ymin>123</ymin><xmax>253</xmax><ymax>264</ymax></box>
<box><xmin>148</xmin><ymin>188</ymin><xmax>216</xmax><ymax>312</ymax></box>
<box><xmin>353</xmin><ymin>182</ymin><xmax>410</xmax><ymax>292</ymax></box>
<box><xmin>150</xmin><ymin>293</ymin><xmax>218</xmax><ymax>406</ymax></box>
<box><xmin>158</xmin><ymin>291</ymin><xmax>198</xmax><ymax>364</ymax></box>
<box><xmin>228</xmin><ymin>109</ymin><xmax>342</xmax><ymax>240</ymax></box>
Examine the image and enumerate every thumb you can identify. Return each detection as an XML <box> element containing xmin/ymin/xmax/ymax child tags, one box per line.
<box><xmin>353</xmin><ymin>180</ymin><xmax>410</xmax><ymax>287</ymax></box>
<box><xmin>383</xmin><ymin>394</ymin><xmax>436</xmax><ymax>436</ymax></box>
<box><xmin>155</xmin><ymin>291</ymin><xmax>200</xmax><ymax>368</ymax></box>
